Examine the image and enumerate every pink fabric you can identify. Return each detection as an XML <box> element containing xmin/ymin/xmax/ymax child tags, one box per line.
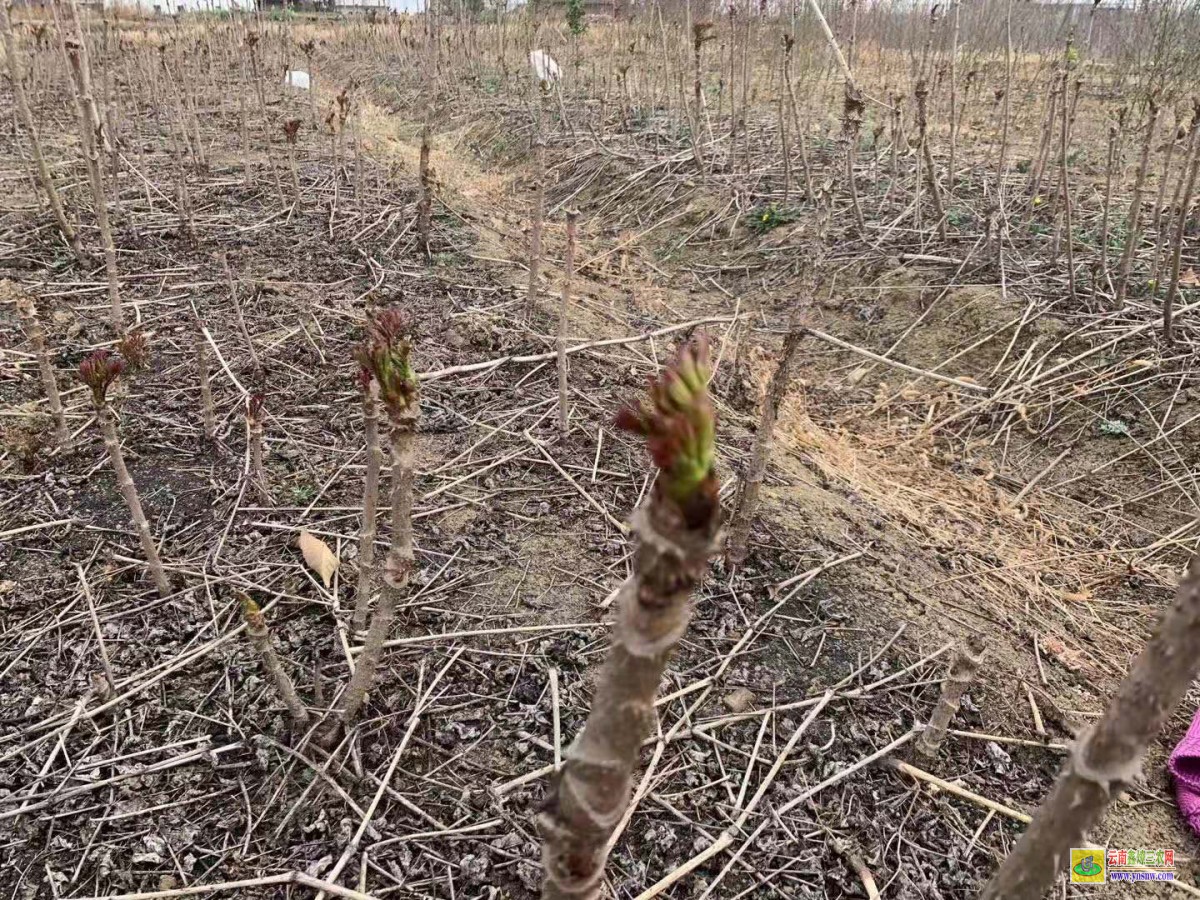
<box><xmin>1169</xmin><ymin>708</ymin><xmax>1200</xmax><ymax>835</ymax></box>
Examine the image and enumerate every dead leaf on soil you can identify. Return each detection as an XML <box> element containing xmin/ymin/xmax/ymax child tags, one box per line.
<box><xmin>1040</xmin><ymin>636</ymin><xmax>1086</xmax><ymax>672</ymax></box>
<box><xmin>299</xmin><ymin>530</ymin><xmax>338</xmax><ymax>588</ymax></box>
<box><xmin>1180</xmin><ymin>267</ymin><xmax>1200</xmax><ymax>286</ymax></box>
<box><xmin>723</xmin><ymin>687</ymin><xmax>756</xmax><ymax>713</ymax></box>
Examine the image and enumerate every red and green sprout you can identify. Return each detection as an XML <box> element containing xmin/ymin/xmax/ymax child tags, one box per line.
<box><xmin>356</xmin><ymin>309</ymin><xmax>418</xmax><ymax>420</ymax></box>
<box><xmin>616</xmin><ymin>335</ymin><xmax>716</xmax><ymax>513</ymax></box>
<box><xmin>78</xmin><ymin>349</ymin><xmax>126</xmax><ymax>408</ymax></box>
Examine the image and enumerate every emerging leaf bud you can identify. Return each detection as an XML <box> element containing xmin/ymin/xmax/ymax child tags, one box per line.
<box><xmin>117</xmin><ymin>327</ymin><xmax>151</xmax><ymax>373</ymax></box>
<box><xmin>615</xmin><ymin>335</ymin><xmax>716</xmax><ymax>514</ymax></box>
<box><xmin>78</xmin><ymin>349</ymin><xmax>125</xmax><ymax>408</ymax></box>
<box><xmin>356</xmin><ymin>308</ymin><xmax>419</xmax><ymax>422</ymax></box>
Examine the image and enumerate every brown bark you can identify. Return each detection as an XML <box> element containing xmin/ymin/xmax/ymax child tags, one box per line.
<box><xmin>916</xmin><ymin>634</ymin><xmax>985</xmax><ymax>756</ymax></box>
<box><xmin>540</xmin><ymin>485</ymin><xmax>722</xmax><ymax>899</ymax></box>
<box><xmin>980</xmin><ymin>554</ymin><xmax>1200</xmax><ymax>900</ymax></box>
<box><xmin>243</xmin><ymin>597</ymin><xmax>310</xmax><ymax>726</ymax></box>
<box><xmin>98</xmin><ymin>404</ymin><xmax>170</xmax><ymax>598</ymax></box>
<box><xmin>352</xmin><ymin>382</ymin><xmax>382</xmax><ymax>633</ymax></box>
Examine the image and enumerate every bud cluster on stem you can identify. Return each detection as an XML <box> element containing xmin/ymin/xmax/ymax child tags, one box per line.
<box><xmin>540</xmin><ymin>337</ymin><xmax>722</xmax><ymax>899</ymax></box>
<box><xmin>325</xmin><ymin>309</ymin><xmax>421</xmax><ymax>741</ymax></box>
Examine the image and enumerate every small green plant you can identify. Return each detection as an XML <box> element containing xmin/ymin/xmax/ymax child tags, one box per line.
<box><xmin>432</xmin><ymin>251</ymin><xmax>466</xmax><ymax>268</ymax></box>
<box><xmin>289</xmin><ymin>483</ymin><xmax>318</xmax><ymax>505</ymax></box>
<box><xmin>746</xmin><ymin>204</ymin><xmax>803</xmax><ymax>235</ymax></box>
<box><xmin>566</xmin><ymin>0</ymin><xmax>586</xmax><ymax>36</ymax></box>
<box><xmin>1099</xmin><ymin>419</ymin><xmax>1130</xmax><ymax>437</ymax></box>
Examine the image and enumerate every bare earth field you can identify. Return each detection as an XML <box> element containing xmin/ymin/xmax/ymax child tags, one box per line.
<box><xmin>4</xmin><ymin>9</ymin><xmax>1200</xmax><ymax>899</ymax></box>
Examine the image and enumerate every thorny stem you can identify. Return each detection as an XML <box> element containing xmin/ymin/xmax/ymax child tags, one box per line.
<box><xmin>540</xmin><ymin>338</ymin><xmax>721</xmax><ymax>899</ymax></box>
